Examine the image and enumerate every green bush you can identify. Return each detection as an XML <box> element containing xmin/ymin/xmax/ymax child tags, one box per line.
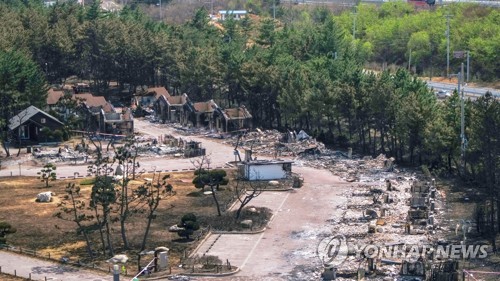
<box><xmin>0</xmin><ymin>221</ymin><xmax>17</xmax><ymax>245</ymax></box>
<box><xmin>177</xmin><ymin>213</ymin><xmax>200</xmax><ymax>240</ymax></box>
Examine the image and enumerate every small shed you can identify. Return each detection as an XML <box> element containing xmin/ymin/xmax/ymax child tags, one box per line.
<box><xmin>238</xmin><ymin>160</ymin><xmax>293</xmax><ymax>181</ymax></box>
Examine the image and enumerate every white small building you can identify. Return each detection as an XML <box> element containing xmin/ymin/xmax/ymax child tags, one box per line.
<box><xmin>238</xmin><ymin>160</ymin><xmax>293</xmax><ymax>181</ymax></box>
<box><xmin>219</xmin><ymin>10</ymin><xmax>247</xmax><ymax>21</ymax></box>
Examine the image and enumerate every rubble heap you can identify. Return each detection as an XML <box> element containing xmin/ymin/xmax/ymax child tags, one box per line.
<box><xmin>222</xmin><ymin>129</ymin><xmax>326</xmax><ymax>157</ymax></box>
<box><xmin>323</xmin><ymin>174</ymin><xmax>448</xmax><ymax>280</ymax></box>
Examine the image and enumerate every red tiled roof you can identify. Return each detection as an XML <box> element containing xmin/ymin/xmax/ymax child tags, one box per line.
<box><xmin>47</xmin><ymin>89</ymin><xmax>64</xmax><ymax>105</ymax></box>
<box><xmin>73</xmin><ymin>93</ymin><xmax>108</xmax><ymax>108</ymax></box>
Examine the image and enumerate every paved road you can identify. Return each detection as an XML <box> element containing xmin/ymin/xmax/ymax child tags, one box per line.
<box><xmin>0</xmin><ymin>119</ymin><xmax>240</xmax><ymax>178</ymax></box>
<box><xmin>0</xmin><ymin>251</ymin><xmax>113</xmax><ymax>281</ymax></box>
<box><xmin>193</xmin><ymin>166</ymin><xmax>352</xmax><ymax>280</ymax></box>
<box><xmin>427</xmin><ymin>81</ymin><xmax>500</xmax><ymax>98</ymax></box>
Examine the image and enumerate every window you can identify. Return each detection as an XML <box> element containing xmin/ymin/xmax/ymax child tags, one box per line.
<box><xmin>41</xmin><ymin>118</ymin><xmax>46</xmax><ymax>124</ymax></box>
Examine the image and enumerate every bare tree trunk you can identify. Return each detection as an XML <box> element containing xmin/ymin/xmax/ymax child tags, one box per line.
<box><xmin>211</xmin><ymin>185</ymin><xmax>221</xmax><ymax>216</ymax></box>
<box><xmin>140</xmin><ymin>214</ymin><xmax>154</xmax><ymax>252</ymax></box>
<box><xmin>94</xmin><ymin>207</ymin><xmax>107</xmax><ymax>255</ymax></box>
<box><xmin>104</xmin><ymin>208</ymin><xmax>114</xmax><ymax>257</ymax></box>
<box><xmin>120</xmin><ymin>176</ymin><xmax>130</xmax><ymax>250</ymax></box>
<box><xmin>1</xmin><ymin>141</ymin><xmax>10</xmax><ymax>157</ymax></box>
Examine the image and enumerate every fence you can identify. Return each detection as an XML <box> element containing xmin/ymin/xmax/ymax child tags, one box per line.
<box><xmin>0</xmin><ymin>244</ymin><xmax>116</xmax><ymax>277</ymax></box>
<box><xmin>0</xmin><ymin>265</ymin><xmax>38</xmax><ymax>281</ymax></box>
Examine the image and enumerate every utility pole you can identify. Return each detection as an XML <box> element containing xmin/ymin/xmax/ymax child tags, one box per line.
<box><xmin>159</xmin><ymin>0</ymin><xmax>162</xmax><ymax>22</ymax></box>
<box><xmin>273</xmin><ymin>0</ymin><xmax>276</xmax><ymax>20</ymax></box>
<box><xmin>408</xmin><ymin>49</ymin><xmax>412</xmax><ymax>72</ymax></box>
<box><xmin>459</xmin><ymin>62</ymin><xmax>466</xmax><ymax>170</ymax></box>
<box><xmin>352</xmin><ymin>7</ymin><xmax>357</xmax><ymax>40</ymax></box>
<box><xmin>466</xmin><ymin>51</ymin><xmax>470</xmax><ymax>82</ymax></box>
<box><xmin>445</xmin><ymin>14</ymin><xmax>451</xmax><ymax>78</ymax></box>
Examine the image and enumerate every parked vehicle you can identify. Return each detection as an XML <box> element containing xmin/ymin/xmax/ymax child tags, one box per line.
<box><xmin>436</xmin><ymin>90</ymin><xmax>451</xmax><ymax>99</ymax></box>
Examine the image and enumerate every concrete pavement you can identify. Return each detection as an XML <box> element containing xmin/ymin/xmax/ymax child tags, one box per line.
<box><xmin>191</xmin><ymin>166</ymin><xmax>352</xmax><ymax>280</ymax></box>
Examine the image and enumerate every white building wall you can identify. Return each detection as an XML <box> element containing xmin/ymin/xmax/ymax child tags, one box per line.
<box><xmin>246</xmin><ymin>164</ymin><xmax>287</xmax><ymax>180</ymax></box>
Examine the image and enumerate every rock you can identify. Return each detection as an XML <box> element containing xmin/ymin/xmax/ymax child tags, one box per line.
<box><xmin>247</xmin><ymin>207</ymin><xmax>258</xmax><ymax>214</ymax></box>
<box><xmin>169</xmin><ymin>225</ymin><xmax>185</xmax><ymax>232</ymax></box>
<box><xmin>36</xmin><ymin>191</ymin><xmax>54</xmax><ymax>203</ymax></box>
<box><xmin>240</xmin><ymin>219</ymin><xmax>253</xmax><ymax>228</ymax></box>
<box><xmin>107</xmin><ymin>254</ymin><xmax>129</xmax><ymax>263</ymax></box>
<box><xmin>269</xmin><ymin>180</ymin><xmax>280</xmax><ymax>186</ymax></box>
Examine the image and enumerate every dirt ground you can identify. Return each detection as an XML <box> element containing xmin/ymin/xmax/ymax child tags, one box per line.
<box><xmin>0</xmin><ymin>171</ymin><xmax>237</xmax><ymax>268</ymax></box>
<box><xmin>0</xmin><ymin>273</ymin><xmax>26</xmax><ymax>281</ymax></box>
<box><xmin>439</xmin><ymin>179</ymin><xmax>500</xmax><ymax>281</ymax></box>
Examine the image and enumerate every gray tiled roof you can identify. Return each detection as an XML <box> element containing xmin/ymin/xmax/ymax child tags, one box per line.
<box><xmin>8</xmin><ymin>105</ymin><xmax>63</xmax><ymax>131</ymax></box>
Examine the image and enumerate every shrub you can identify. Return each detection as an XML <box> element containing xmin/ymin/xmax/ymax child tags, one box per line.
<box><xmin>177</xmin><ymin>213</ymin><xmax>200</xmax><ymax>240</ymax></box>
<box><xmin>0</xmin><ymin>222</ymin><xmax>17</xmax><ymax>245</ymax></box>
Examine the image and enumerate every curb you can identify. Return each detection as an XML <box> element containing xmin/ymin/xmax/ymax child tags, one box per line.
<box><xmin>140</xmin><ymin>267</ymin><xmax>240</xmax><ymax>280</ymax></box>
<box><xmin>262</xmin><ymin>187</ymin><xmax>294</xmax><ymax>192</ymax></box>
<box><xmin>188</xmin><ymin>231</ymin><xmax>213</xmax><ymax>258</ymax></box>
<box><xmin>212</xmin><ymin>227</ymin><xmax>266</xmax><ymax>235</ymax></box>
<box><xmin>182</xmin><ymin>266</ymin><xmax>240</xmax><ymax>277</ymax></box>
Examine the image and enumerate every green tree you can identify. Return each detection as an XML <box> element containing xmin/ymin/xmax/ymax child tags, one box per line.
<box><xmin>192</xmin><ymin>157</ymin><xmax>229</xmax><ymax>216</ymax></box>
<box><xmin>0</xmin><ymin>50</ymin><xmax>47</xmax><ymax>156</ymax></box>
<box><xmin>90</xmin><ymin>175</ymin><xmax>117</xmax><ymax>257</ymax></box>
<box><xmin>54</xmin><ymin>183</ymin><xmax>95</xmax><ymax>259</ymax></box>
<box><xmin>38</xmin><ymin>163</ymin><xmax>57</xmax><ymax>188</ymax></box>
<box><xmin>136</xmin><ymin>173</ymin><xmax>174</xmax><ymax>251</ymax></box>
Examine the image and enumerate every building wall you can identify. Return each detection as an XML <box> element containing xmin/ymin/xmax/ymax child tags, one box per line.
<box><xmin>245</xmin><ymin>163</ymin><xmax>288</xmax><ymax>180</ymax></box>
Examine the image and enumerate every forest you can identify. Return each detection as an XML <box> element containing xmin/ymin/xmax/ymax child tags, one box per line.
<box><xmin>0</xmin><ymin>0</ymin><xmax>498</xmax><ymax>237</ymax></box>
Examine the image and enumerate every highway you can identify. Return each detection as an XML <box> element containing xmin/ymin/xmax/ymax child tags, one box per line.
<box><xmin>426</xmin><ymin>81</ymin><xmax>500</xmax><ymax>98</ymax></box>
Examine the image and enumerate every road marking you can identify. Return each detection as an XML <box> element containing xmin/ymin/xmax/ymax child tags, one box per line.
<box><xmin>240</xmin><ymin>232</ymin><xmax>265</xmax><ymax>270</ymax></box>
<box><xmin>240</xmin><ymin>191</ymin><xmax>290</xmax><ymax>270</ymax></box>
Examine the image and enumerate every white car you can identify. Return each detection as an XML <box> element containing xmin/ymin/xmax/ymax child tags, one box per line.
<box><xmin>436</xmin><ymin>90</ymin><xmax>451</xmax><ymax>99</ymax></box>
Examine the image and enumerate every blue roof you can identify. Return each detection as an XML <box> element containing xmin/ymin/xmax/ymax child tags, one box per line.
<box><xmin>219</xmin><ymin>10</ymin><xmax>247</xmax><ymax>15</ymax></box>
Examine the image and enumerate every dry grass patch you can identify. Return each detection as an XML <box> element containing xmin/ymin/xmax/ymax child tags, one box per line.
<box><xmin>0</xmin><ymin>171</ymin><xmax>248</xmax><ymax>270</ymax></box>
<box><xmin>0</xmin><ymin>273</ymin><xmax>27</xmax><ymax>281</ymax></box>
